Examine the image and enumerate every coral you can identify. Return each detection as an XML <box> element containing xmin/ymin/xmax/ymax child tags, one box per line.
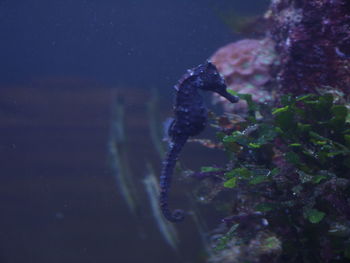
<box><xmin>209</xmin><ymin>229</ymin><xmax>282</xmax><ymax>263</ymax></box>
<box><xmin>210</xmin><ymin>38</ymin><xmax>278</xmax><ymax>111</ymax></box>
<box><xmin>168</xmin><ymin>0</ymin><xmax>350</xmax><ymax>261</ymax></box>
<box><xmin>267</xmin><ymin>0</ymin><xmax>350</xmax><ymax>95</ymax></box>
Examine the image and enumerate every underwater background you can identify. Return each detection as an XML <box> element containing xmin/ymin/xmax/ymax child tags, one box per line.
<box><xmin>2</xmin><ymin>0</ymin><xmax>350</xmax><ymax>263</ymax></box>
<box><xmin>0</xmin><ymin>1</ymin><xmax>268</xmax><ymax>262</ymax></box>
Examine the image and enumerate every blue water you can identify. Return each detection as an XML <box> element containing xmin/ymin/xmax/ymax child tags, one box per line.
<box><xmin>0</xmin><ymin>1</ymin><xmax>269</xmax><ymax>262</ymax></box>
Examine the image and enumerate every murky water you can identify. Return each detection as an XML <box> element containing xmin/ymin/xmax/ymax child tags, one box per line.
<box><xmin>0</xmin><ymin>1</ymin><xmax>269</xmax><ymax>262</ymax></box>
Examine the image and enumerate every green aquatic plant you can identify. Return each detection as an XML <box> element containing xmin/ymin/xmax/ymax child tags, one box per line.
<box><xmin>194</xmin><ymin>92</ymin><xmax>350</xmax><ymax>262</ymax></box>
<box><xmin>213</xmin><ymin>223</ymin><xmax>239</xmax><ymax>251</ymax></box>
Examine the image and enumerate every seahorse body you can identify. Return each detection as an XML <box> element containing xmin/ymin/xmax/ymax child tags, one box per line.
<box><xmin>160</xmin><ymin>61</ymin><xmax>239</xmax><ymax>222</ymax></box>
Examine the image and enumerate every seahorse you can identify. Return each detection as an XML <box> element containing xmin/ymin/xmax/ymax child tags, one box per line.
<box><xmin>159</xmin><ymin>61</ymin><xmax>239</xmax><ymax>222</ymax></box>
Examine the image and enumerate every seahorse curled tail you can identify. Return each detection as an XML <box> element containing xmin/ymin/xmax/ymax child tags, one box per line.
<box><xmin>159</xmin><ymin>136</ymin><xmax>188</xmax><ymax>222</ymax></box>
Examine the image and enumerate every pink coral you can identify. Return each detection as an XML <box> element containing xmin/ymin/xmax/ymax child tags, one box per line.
<box><xmin>210</xmin><ymin>38</ymin><xmax>278</xmax><ymax>111</ymax></box>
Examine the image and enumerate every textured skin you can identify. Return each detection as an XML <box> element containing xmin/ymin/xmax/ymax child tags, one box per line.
<box><xmin>268</xmin><ymin>0</ymin><xmax>350</xmax><ymax>95</ymax></box>
<box><xmin>160</xmin><ymin>61</ymin><xmax>239</xmax><ymax>222</ymax></box>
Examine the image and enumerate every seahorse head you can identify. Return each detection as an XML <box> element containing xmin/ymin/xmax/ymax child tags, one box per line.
<box><xmin>191</xmin><ymin>61</ymin><xmax>239</xmax><ymax>103</ymax></box>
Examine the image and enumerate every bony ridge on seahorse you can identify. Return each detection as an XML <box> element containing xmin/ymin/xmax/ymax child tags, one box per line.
<box><xmin>159</xmin><ymin>61</ymin><xmax>239</xmax><ymax>223</ymax></box>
